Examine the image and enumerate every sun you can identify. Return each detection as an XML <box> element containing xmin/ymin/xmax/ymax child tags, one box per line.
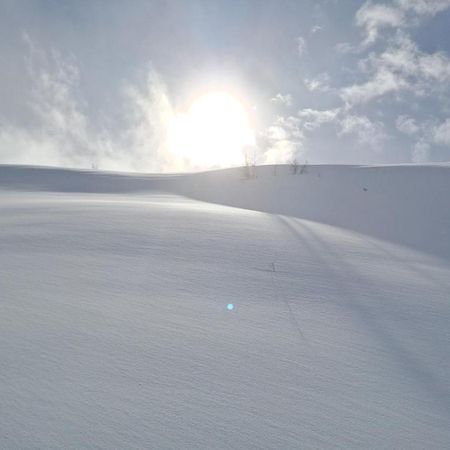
<box><xmin>168</xmin><ymin>91</ymin><xmax>255</xmax><ymax>169</ymax></box>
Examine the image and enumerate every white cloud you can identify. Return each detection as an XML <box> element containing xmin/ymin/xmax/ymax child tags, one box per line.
<box><xmin>0</xmin><ymin>35</ymin><xmax>187</xmax><ymax>172</ymax></box>
<box><xmin>297</xmin><ymin>108</ymin><xmax>340</xmax><ymax>130</ymax></box>
<box><xmin>376</xmin><ymin>34</ymin><xmax>450</xmax><ymax>83</ymax></box>
<box><xmin>341</xmin><ymin>34</ymin><xmax>450</xmax><ymax>105</ymax></box>
<box><xmin>304</xmin><ymin>73</ymin><xmax>331</xmax><ymax>92</ymax></box>
<box><xmin>270</xmin><ymin>93</ymin><xmax>292</xmax><ymax>107</ymax></box>
<box><xmin>356</xmin><ymin>1</ymin><xmax>405</xmax><ymax>46</ymax></box>
<box><xmin>341</xmin><ymin>67</ymin><xmax>408</xmax><ymax>104</ymax></box>
<box><xmin>433</xmin><ymin>118</ymin><xmax>450</xmax><ymax>145</ymax></box>
<box><xmin>396</xmin><ymin>0</ymin><xmax>450</xmax><ymax>16</ymax></box>
<box><xmin>276</xmin><ymin>115</ymin><xmax>304</xmax><ymax>140</ymax></box>
<box><xmin>396</xmin><ymin>115</ymin><xmax>420</xmax><ymax>135</ymax></box>
<box><xmin>311</xmin><ymin>25</ymin><xmax>323</xmax><ymax>34</ymax></box>
<box><xmin>294</xmin><ymin>107</ymin><xmax>385</xmax><ymax>148</ymax></box>
<box><xmin>309</xmin><ymin>2</ymin><xmax>450</xmax><ymax>163</ymax></box>
<box><xmin>419</xmin><ymin>51</ymin><xmax>450</xmax><ymax>81</ymax></box>
<box><xmin>297</xmin><ymin>36</ymin><xmax>307</xmax><ymax>56</ymax></box>
<box><xmin>339</xmin><ymin>114</ymin><xmax>386</xmax><ymax>147</ymax></box>
<box><xmin>335</xmin><ymin>42</ymin><xmax>356</xmax><ymax>54</ymax></box>
<box><xmin>17</xmin><ymin>33</ymin><xmax>94</xmax><ymax>166</ymax></box>
<box><xmin>393</xmin><ymin>116</ymin><xmax>450</xmax><ymax>161</ymax></box>
<box><xmin>0</xmin><ymin>125</ymin><xmax>63</xmax><ymax>166</ymax></box>
<box><xmin>412</xmin><ymin>139</ymin><xmax>430</xmax><ymax>162</ymax></box>
<box><xmin>262</xmin><ymin>115</ymin><xmax>304</xmax><ymax>163</ymax></box>
<box><xmin>355</xmin><ymin>0</ymin><xmax>450</xmax><ymax>47</ymax></box>
<box><xmin>121</xmin><ymin>69</ymin><xmax>178</xmax><ymax>171</ymax></box>
<box><xmin>265</xmin><ymin>101</ymin><xmax>388</xmax><ymax>161</ymax></box>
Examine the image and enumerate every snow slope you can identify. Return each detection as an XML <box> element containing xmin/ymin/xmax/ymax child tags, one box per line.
<box><xmin>1</xmin><ymin>164</ymin><xmax>450</xmax><ymax>449</ymax></box>
<box><xmin>178</xmin><ymin>164</ymin><xmax>450</xmax><ymax>261</ymax></box>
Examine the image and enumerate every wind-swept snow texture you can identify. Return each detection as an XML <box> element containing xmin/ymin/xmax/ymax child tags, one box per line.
<box><xmin>1</xmin><ymin>164</ymin><xmax>450</xmax><ymax>449</ymax></box>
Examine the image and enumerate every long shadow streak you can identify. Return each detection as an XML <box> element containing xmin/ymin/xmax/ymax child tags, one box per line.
<box><xmin>277</xmin><ymin>215</ymin><xmax>450</xmax><ymax>417</ymax></box>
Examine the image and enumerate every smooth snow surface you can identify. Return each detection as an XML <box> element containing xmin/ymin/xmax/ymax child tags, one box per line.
<box><xmin>1</xmin><ymin>164</ymin><xmax>450</xmax><ymax>449</ymax></box>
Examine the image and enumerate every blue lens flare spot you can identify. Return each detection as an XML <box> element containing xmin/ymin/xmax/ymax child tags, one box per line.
<box><xmin>227</xmin><ymin>303</ymin><xmax>234</xmax><ymax>311</ymax></box>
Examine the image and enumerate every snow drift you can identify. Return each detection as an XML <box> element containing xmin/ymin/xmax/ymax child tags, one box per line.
<box><xmin>178</xmin><ymin>164</ymin><xmax>450</xmax><ymax>261</ymax></box>
<box><xmin>2</xmin><ymin>163</ymin><xmax>450</xmax><ymax>260</ymax></box>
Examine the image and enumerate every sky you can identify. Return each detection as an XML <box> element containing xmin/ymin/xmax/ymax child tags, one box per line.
<box><xmin>1</xmin><ymin>0</ymin><xmax>450</xmax><ymax>172</ymax></box>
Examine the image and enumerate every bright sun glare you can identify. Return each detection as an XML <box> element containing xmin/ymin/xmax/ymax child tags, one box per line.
<box><xmin>169</xmin><ymin>91</ymin><xmax>255</xmax><ymax>169</ymax></box>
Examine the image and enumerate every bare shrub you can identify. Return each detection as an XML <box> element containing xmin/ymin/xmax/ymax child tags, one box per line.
<box><xmin>291</xmin><ymin>158</ymin><xmax>298</xmax><ymax>174</ymax></box>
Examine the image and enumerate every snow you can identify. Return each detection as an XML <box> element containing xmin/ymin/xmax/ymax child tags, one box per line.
<box><xmin>1</xmin><ymin>164</ymin><xmax>450</xmax><ymax>449</ymax></box>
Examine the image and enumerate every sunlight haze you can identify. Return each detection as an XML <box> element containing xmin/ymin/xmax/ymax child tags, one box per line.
<box><xmin>1</xmin><ymin>0</ymin><xmax>450</xmax><ymax>171</ymax></box>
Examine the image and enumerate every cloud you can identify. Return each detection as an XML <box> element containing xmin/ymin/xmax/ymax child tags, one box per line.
<box><xmin>396</xmin><ymin>115</ymin><xmax>420</xmax><ymax>135</ymax></box>
<box><xmin>293</xmin><ymin>0</ymin><xmax>450</xmax><ymax>164</ymax></box>
<box><xmin>376</xmin><ymin>34</ymin><xmax>450</xmax><ymax>83</ymax></box>
<box><xmin>297</xmin><ymin>36</ymin><xmax>307</xmax><ymax>56</ymax></box>
<box><xmin>356</xmin><ymin>1</ymin><xmax>405</xmax><ymax>47</ymax></box>
<box><xmin>392</xmin><ymin>115</ymin><xmax>450</xmax><ymax>161</ymax></box>
<box><xmin>121</xmin><ymin>69</ymin><xmax>178</xmax><ymax>171</ymax></box>
<box><xmin>337</xmin><ymin>5</ymin><xmax>450</xmax><ymax>161</ymax></box>
<box><xmin>412</xmin><ymin>139</ymin><xmax>430</xmax><ymax>162</ymax></box>
<box><xmin>261</xmin><ymin>115</ymin><xmax>304</xmax><ymax>164</ymax></box>
<box><xmin>270</xmin><ymin>93</ymin><xmax>292</xmax><ymax>107</ymax></box>
<box><xmin>335</xmin><ymin>42</ymin><xmax>356</xmax><ymax>54</ymax></box>
<box><xmin>297</xmin><ymin>108</ymin><xmax>340</xmax><ymax>130</ymax></box>
<box><xmin>304</xmin><ymin>73</ymin><xmax>331</xmax><ymax>92</ymax></box>
<box><xmin>355</xmin><ymin>0</ymin><xmax>450</xmax><ymax>47</ymax></box>
<box><xmin>341</xmin><ymin>33</ymin><xmax>450</xmax><ymax>105</ymax></box>
<box><xmin>0</xmin><ymin>125</ymin><xmax>63</xmax><ymax>166</ymax></box>
<box><xmin>338</xmin><ymin>114</ymin><xmax>386</xmax><ymax>147</ymax></box>
<box><xmin>433</xmin><ymin>118</ymin><xmax>450</xmax><ymax>145</ymax></box>
<box><xmin>294</xmin><ymin>106</ymin><xmax>386</xmax><ymax>149</ymax></box>
<box><xmin>9</xmin><ymin>33</ymin><xmax>95</xmax><ymax>167</ymax></box>
<box><xmin>0</xmin><ymin>34</ymin><xmax>199</xmax><ymax>172</ymax></box>
<box><xmin>341</xmin><ymin>68</ymin><xmax>408</xmax><ymax>104</ymax></box>
<box><xmin>396</xmin><ymin>0</ymin><xmax>450</xmax><ymax>16</ymax></box>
